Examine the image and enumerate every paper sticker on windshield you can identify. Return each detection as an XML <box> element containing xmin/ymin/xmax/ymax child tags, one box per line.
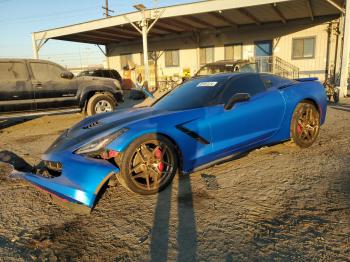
<box><xmin>197</xmin><ymin>81</ymin><xmax>218</xmax><ymax>87</ymax></box>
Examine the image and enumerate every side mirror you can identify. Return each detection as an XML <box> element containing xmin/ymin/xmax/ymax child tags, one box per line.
<box><xmin>61</xmin><ymin>71</ymin><xmax>74</xmax><ymax>79</ymax></box>
<box><xmin>224</xmin><ymin>93</ymin><xmax>250</xmax><ymax>110</ymax></box>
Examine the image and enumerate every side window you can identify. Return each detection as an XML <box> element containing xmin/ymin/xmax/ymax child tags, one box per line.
<box><xmin>221</xmin><ymin>74</ymin><xmax>265</xmax><ymax>104</ymax></box>
<box><xmin>30</xmin><ymin>63</ymin><xmax>64</xmax><ymax>81</ymax></box>
<box><xmin>103</xmin><ymin>70</ymin><xmax>111</xmax><ymax>78</ymax></box>
<box><xmin>111</xmin><ymin>70</ymin><xmax>122</xmax><ymax>81</ymax></box>
<box><xmin>240</xmin><ymin>63</ymin><xmax>257</xmax><ymax>73</ymax></box>
<box><xmin>0</xmin><ymin>62</ymin><xmax>28</xmax><ymax>80</ymax></box>
<box><xmin>92</xmin><ymin>70</ymin><xmax>102</xmax><ymax>77</ymax></box>
<box><xmin>260</xmin><ymin>74</ymin><xmax>294</xmax><ymax>89</ymax></box>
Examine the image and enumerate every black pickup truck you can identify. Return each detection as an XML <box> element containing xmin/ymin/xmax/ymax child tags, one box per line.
<box><xmin>0</xmin><ymin>59</ymin><xmax>124</xmax><ymax>117</ymax></box>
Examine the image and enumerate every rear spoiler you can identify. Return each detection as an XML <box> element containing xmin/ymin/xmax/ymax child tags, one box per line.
<box><xmin>294</xmin><ymin>77</ymin><xmax>319</xmax><ymax>82</ymax></box>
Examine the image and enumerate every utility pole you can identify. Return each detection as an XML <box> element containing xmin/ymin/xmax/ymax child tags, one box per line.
<box><xmin>102</xmin><ymin>0</ymin><xmax>114</xmax><ymax>18</ymax></box>
<box><xmin>124</xmin><ymin>5</ymin><xmax>164</xmax><ymax>86</ymax></box>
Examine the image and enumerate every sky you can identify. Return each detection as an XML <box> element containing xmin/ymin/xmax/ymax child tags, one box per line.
<box><xmin>0</xmin><ymin>0</ymin><xmax>198</xmax><ymax>68</ymax></box>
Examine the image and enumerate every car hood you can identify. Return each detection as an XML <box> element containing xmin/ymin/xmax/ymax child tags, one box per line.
<box><xmin>45</xmin><ymin>107</ymin><xmax>165</xmax><ymax>153</ymax></box>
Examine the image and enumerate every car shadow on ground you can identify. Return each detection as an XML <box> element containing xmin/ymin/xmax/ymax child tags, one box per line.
<box><xmin>0</xmin><ymin>116</ymin><xmax>40</xmax><ymax>130</ymax></box>
<box><xmin>150</xmin><ymin>174</ymin><xmax>197</xmax><ymax>262</ymax></box>
<box><xmin>0</xmin><ymin>150</ymin><xmax>33</xmax><ymax>172</ymax></box>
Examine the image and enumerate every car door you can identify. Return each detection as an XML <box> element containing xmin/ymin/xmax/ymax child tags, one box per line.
<box><xmin>29</xmin><ymin>61</ymin><xmax>78</xmax><ymax>110</ymax></box>
<box><xmin>0</xmin><ymin>60</ymin><xmax>35</xmax><ymax>113</ymax></box>
<box><xmin>207</xmin><ymin>74</ymin><xmax>286</xmax><ymax>159</ymax></box>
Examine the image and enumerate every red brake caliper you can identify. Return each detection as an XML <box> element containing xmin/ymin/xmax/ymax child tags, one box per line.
<box><xmin>154</xmin><ymin>147</ymin><xmax>164</xmax><ymax>172</ymax></box>
<box><xmin>297</xmin><ymin>122</ymin><xmax>302</xmax><ymax>135</ymax></box>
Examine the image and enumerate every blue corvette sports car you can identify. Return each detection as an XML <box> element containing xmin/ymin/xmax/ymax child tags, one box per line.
<box><xmin>19</xmin><ymin>73</ymin><xmax>327</xmax><ymax>209</ymax></box>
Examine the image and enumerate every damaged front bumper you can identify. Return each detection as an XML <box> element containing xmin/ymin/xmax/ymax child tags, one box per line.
<box><xmin>14</xmin><ymin>151</ymin><xmax>119</xmax><ymax>208</ymax></box>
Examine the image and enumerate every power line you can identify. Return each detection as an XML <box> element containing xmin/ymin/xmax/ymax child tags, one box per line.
<box><xmin>0</xmin><ymin>7</ymin><xmax>99</xmax><ymax>24</ymax></box>
<box><xmin>102</xmin><ymin>0</ymin><xmax>114</xmax><ymax>18</ymax></box>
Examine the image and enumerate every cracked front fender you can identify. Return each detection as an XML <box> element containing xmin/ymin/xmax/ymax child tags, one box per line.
<box><xmin>15</xmin><ymin>151</ymin><xmax>119</xmax><ymax>208</ymax></box>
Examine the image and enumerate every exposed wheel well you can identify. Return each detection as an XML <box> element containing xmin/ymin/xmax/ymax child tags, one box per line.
<box><xmin>153</xmin><ymin>133</ymin><xmax>183</xmax><ymax>172</ymax></box>
<box><xmin>82</xmin><ymin>91</ymin><xmax>115</xmax><ymax>111</ymax></box>
<box><xmin>121</xmin><ymin>132</ymin><xmax>184</xmax><ymax>172</ymax></box>
<box><xmin>111</xmin><ymin>132</ymin><xmax>183</xmax><ymax>172</ymax></box>
<box><xmin>301</xmin><ymin>98</ymin><xmax>320</xmax><ymax>113</ymax></box>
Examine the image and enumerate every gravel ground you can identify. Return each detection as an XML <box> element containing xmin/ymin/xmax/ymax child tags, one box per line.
<box><xmin>0</xmin><ymin>99</ymin><xmax>349</xmax><ymax>261</ymax></box>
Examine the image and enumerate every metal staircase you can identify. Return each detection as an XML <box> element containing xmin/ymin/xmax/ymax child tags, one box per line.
<box><xmin>254</xmin><ymin>56</ymin><xmax>300</xmax><ymax>79</ymax></box>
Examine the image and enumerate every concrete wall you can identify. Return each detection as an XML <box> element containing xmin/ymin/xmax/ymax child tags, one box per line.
<box><xmin>107</xmin><ymin>17</ymin><xmax>338</xmax><ymax>82</ymax></box>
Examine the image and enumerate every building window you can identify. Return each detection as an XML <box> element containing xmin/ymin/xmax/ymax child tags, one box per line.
<box><xmin>200</xmin><ymin>46</ymin><xmax>215</xmax><ymax>65</ymax></box>
<box><xmin>120</xmin><ymin>54</ymin><xmax>133</xmax><ymax>69</ymax></box>
<box><xmin>164</xmin><ymin>50</ymin><xmax>179</xmax><ymax>67</ymax></box>
<box><xmin>225</xmin><ymin>44</ymin><xmax>243</xmax><ymax>60</ymax></box>
<box><xmin>292</xmin><ymin>37</ymin><xmax>315</xmax><ymax>59</ymax></box>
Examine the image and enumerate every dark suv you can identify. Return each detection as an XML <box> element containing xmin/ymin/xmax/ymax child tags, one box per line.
<box><xmin>77</xmin><ymin>68</ymin><xmax>122</xmax><ymax>83</ymax></box>
<box><xmin>0</xmin><ymin>59</ymin><xmax>124</xmax><ymax>117</ymax></box>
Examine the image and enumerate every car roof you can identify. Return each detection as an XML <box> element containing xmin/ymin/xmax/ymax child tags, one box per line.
<box><xmin>202</xmin><ymin>59</ymin><xmax>254</xmax><ymax>66</ymax></box>
<box><xmin>194</xmin><ymin>72</ymin><xmax>260</xmax><ymax>81</ymax></box>
<box><xmin>0</xmin><ymin>58</ymin><xmax>54</xmax><ymax>63</ymax></box>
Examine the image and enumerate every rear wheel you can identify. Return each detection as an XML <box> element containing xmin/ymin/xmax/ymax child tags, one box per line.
<box><xmin>290</xmin><ymin>102</ymin><xmax>320</xmax><ymax>148</ymax></box>
<box><xmin>86</xmin><ymin>93</ymin><xmax>116</xmax><ymax>116</ymax></box>
<box><xmin>117</xmin><ymin>134</ymin><xmax>179</xmax><ymax>195</ymax></box>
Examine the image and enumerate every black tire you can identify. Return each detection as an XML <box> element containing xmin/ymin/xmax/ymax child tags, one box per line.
<box><xmin>117</xmin><ymin>134</ymin><xmax>179</xmax><ymax>195</ymax></box>
<box><xmin>86</xmin><ymin>93</ymin><xmax>116</xmax><ymax>116</ymax></box>
<box><xmin>290</xmin><ymin>102</ymin><xmax>320</xmax><ymax>148</ymax></box>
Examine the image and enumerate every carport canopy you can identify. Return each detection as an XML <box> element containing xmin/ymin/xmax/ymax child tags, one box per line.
<box><xmin>32</xmin><ymin>0</ymin><xmax>348</xmax><ymax>95</ymax></box>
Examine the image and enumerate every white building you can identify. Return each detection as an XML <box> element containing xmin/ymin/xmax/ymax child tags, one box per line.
<box><xmin>32</xmin><ymin>0</ymin><xmax>349</xmax><ymax>96</ymax></box>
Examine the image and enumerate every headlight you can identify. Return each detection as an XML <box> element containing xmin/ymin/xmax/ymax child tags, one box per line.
<box><xmin>74</xmin><ymin>128</ymin><xmax>128</xmax><ymax>155</ymax></box>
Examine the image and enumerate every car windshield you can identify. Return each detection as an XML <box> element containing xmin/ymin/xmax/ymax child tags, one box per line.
<box><xmin>153</xmin><ymin>76</ymin><xmax>229</xmax><ymax>111</ymax></box>
<box><xmin>77</xmin><ymin>71</ymin><xmax>93</xmax><ymax>77</ymax></box>
<box><xmin>196</xmin><ymin>64</ymin><xmax>235</xmax><ymax>76</ymax></box>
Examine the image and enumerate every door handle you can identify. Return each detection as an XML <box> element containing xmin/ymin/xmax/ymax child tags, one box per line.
<box><xmin>35</xmin><ymin>82</ymin><xmax>43</xmax><ymax>88</ymax></box>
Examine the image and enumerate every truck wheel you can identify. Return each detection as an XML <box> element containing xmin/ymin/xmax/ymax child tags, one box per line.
<box><xmin>86</xmin><ymin>93</ymin><xmax>116</xmax><ymax>116</ymax></box>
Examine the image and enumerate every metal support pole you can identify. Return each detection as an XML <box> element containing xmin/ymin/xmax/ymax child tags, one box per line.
<box><xmin>339</xmin><ymin>0</ymin><xmax>350</xmax><ymax>97</ymax></box>
<box><xmin>141</xmin><ymin>16</ymin><xmax>150</xmax><ymax>85</ymax></box>
<box><xmin>124</xmin><ymin>8</ymin><xmax>164</xmax><ymax>86</ymax></box>
<box><xmin>31</xmin><ymin>33</ymin><xmax>39</xmax><ymax>59</ymax></box>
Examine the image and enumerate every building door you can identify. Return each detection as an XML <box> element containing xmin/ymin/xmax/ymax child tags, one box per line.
<box><xmin>255</xmin><ymin>40</ymin><xmax>273</xmax><ymax>73</ymax></box>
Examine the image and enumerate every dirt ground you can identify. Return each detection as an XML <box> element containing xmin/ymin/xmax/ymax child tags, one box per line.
<box><xmin>0</xmin><ymin>99</ymin><xmax>350</xmax><ymax>261</ymax></box>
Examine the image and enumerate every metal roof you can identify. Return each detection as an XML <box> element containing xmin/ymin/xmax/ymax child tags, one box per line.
<box><xmin>33</xmin><ymin>0</ymin><xmax>345</xmax><ymax>45</ymax></box>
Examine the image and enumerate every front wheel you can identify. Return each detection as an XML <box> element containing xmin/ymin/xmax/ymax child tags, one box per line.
<box><xmin>117</xmin><ymin>134</ymin><xmax>179</xmax><ymax>195</ymax></box>
<box><xmin>86</xmin><ymin>93</ymin><xmax>116</xmax><ymax>116</ymax></box>
<box><xmin>290</xmin><ymin>102</ymin><xmax>320</xmax><ymax>148</ymax></box>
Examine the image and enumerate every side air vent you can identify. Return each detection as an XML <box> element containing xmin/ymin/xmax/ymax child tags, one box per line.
<box><xmin>83</xmin><ymin>121</ymin><xmax>101</xmax><ymax>129</ymax></box>
<box><xmin>176</xmin><ymin>125</ymin><xmax>210</xmax><ymax>145</ymax></box>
